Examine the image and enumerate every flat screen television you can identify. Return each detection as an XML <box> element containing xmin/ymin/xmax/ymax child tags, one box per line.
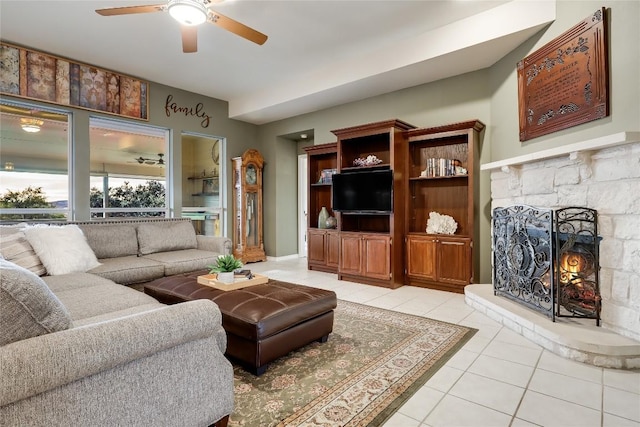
<box><xmin>332</xmin><ymin>169</ymin><xmax>393</xmax><ymax>213</ymax></box>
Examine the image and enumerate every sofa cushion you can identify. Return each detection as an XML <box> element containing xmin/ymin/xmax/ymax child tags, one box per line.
<box><xmin>137</xmin><ymin>221</ymin><xmax>197</xmax><ymax>255</ymax></box>
<box><xmin>87</xmin><ymin>255</ymin><xmax>166</xmax><ymax>285</ymax></box>
<box><xmin>0</xmin><ymin>259</ymin><xmax>72</xmax><ymax>346</ymax></box>
<box><xmin>143</xmin><ymin>249</ymin><xmax>221</xmax><ymax>276</ymax></box>
<box><xmin>24</xmin><ymin>225</ymin><xmax>101</xmax><ymax>276</ymax></box>
<box><xmin>78</xmin><ymin>224</ymin><xmax>138</xmax><ymax>259</ymax></box>
<box><xmin>43</xmin><ymin>271</ymin><xmax>123</xmax><ymax>293</ymax></box>
<box><xmin>47</xmin><ymin>276</ymin><xmax>163</xmax><ymax>322</ymax></box>
<box><xmin>0</xmin><ymin>227</ymin><xmax>46</xmax><ymax>276</ymax></box>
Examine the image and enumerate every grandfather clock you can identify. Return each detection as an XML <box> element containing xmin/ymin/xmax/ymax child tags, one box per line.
<box><xmin>232</xmin><ymin>149</ymin><xmax>266</xmax><ymax>263</ymax></box>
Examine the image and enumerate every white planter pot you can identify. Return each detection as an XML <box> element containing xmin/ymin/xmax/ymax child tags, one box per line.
<box><xmin>217</xmin><ymin>271</ymin><xmax>234</xmax><ymax>284</ymax></box>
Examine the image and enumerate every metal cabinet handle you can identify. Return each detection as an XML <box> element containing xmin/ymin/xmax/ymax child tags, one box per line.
<box><xmin>441</xmin><ymin>241</ymin><xmax>465</xmax><ymax>246</ymax></box>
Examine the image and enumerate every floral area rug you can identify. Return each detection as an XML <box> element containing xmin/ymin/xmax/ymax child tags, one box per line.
<box><xmin>229</xmin><ymin>300</ymin><xmax>476</xmax><ymax>427</ymax></box>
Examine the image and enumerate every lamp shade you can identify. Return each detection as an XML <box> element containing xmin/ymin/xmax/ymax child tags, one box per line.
<box><xmin>168</xmin><ymin>0</ymin><xmax>207</xmax><ymax>26</ymax></box>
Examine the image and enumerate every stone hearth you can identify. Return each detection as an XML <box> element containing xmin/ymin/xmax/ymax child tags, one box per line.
<box><xmin>477</xmin><ymin>131</ymin><xmax>640</xmax><ymax>368</ymax></box>
<box><xmin>466</xmin><ymin>284</ymin><xmax>640</xmax><ymax>369</ymax></box>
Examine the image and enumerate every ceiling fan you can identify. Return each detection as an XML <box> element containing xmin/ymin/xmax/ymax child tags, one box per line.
<box><xmin>95</xmin><ymin>0</ymin><xmax>267</xmax><ymax>53</ymax></box>
<box><xmin>133</xmin><ymin>153</ymin><xmax>165</xmax><ymax>165</ymax></box>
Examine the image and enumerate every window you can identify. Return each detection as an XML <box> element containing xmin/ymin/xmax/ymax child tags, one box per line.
<box><xmin>89</xmin><ymin>118</ymin><xmax>170</xmax><ymax>218</ymax></box>
<box><xmin>0</xmin><ymin>101</ymin><xmax>71</xmax><ymax>221</ymax></box>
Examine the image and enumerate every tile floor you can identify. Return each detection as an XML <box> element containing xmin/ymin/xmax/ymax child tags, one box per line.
<box><xmin>248</xmin><ymin>257</ymin><xmax>640</xmax><ymax>427</ymax></box>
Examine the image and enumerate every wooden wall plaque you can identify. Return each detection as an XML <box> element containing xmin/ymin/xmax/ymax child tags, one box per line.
<box><xmin>517</xmin><ymin>8</ymin><xmax>609</xmax><ymax>142</ymax></box>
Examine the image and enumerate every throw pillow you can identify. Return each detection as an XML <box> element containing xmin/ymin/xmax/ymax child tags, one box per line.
<box><xmin>137</xmin><ymin>221</ymin><xmax>197</xmax><ymax>255</ymax></box>
<box><xmin>0</xmin><ymin>259</ymin><xmax>72</xmax><ymax>346</ymax></box>
<box><xmin>24</xmin><ymin>225</ymin><xmax>101</xmax><ymax>276</ymax></box>
<box><xmin>0</xmin><ymin>226</ymin><xmax>47</xmax><ymax>276</ymax></box>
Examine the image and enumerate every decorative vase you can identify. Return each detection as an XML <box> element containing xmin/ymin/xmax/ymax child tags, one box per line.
<box><xmin>217</xmin><ymin>271</ymin><xmax>234</xmax><ymax>284</ymax></box>
<box><xmin>318</xmin><ymin>206</ymin><xmax>329</xmax><ymax>229</ymax></box>
<box><xmin>326</xmin><ymin>216</ymin><xmax>337</xmax><ymax>229</ymax></box>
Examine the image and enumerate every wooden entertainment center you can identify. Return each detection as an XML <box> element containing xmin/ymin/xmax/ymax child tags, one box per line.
<box><xmin>305</xmin><ymin>119</ymin><xmax>484</xmax><ymax>293</ymax></box>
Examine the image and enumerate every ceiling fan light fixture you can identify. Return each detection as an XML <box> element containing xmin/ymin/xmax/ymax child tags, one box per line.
<box><xmin>20</xmin><ymin>117</ymin><xmax>44</xmax><ymax>133</ymax></box>
<box><xmin>168</xmin><ymin>0</ymin><xmax>207</xmax><ymax>26</ymax></box>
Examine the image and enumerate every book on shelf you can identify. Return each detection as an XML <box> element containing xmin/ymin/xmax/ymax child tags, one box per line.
<box><xmin>422</xmin><ymin>158</ymin><xmax>465</xmax><ymax>177</ymax></box>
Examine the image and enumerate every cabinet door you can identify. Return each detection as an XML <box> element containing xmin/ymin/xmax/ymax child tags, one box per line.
<box><xmin>326</xmin><ymin>231</ymin><xmax>340</xmax><ymax>269</ymax></box>
<box><xmin>308</xmin><ymin>229</ymin><xmax>327</xmax><ymax>266</ymax></box>
<box><xmin>437</xmin><ymin>237</ymin><xmax>472</xmax><ymax>286</ymax></box>
<box><xmin>362</xmin><ymin>234</ymin><xmax>391</xmax><ymax>280</ymax></box>
<box><xmin>339</xmin><ymin>233</ymin><xmax>363</xmax><ymax>275</ymax></box>
<box><xmin>407</xmin><ymin>235</ymin><xmax>437</xmax><ymax>280</ymax></box>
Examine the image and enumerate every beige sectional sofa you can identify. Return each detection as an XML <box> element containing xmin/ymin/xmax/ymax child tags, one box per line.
<box><xmin>0</xmin><ymin>218</ymin><xmax>235</xmax><ymax>426</ymax></box>
<box><xmin>77</xmin><ymin>217</ymin><xmax>233</xmax><ymax>285</ymax></box>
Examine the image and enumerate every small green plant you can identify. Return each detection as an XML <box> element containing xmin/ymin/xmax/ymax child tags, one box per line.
<box><xmin>207</xmin><ymin>254</ymin><xmax>243</xmax><ymax>273</ymax></box>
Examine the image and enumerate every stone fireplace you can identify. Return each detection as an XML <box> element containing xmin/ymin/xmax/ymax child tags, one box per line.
<box><xmin>467</xmin><ymin>132</ymin><xmax>640</xmax><ymax>368</ymax></box>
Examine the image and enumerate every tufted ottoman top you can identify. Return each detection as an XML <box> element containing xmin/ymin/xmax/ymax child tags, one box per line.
<box><xmin>144</xmin><ymin>270</ymin><xmax>337</xmax><ymax>341</ymax></box>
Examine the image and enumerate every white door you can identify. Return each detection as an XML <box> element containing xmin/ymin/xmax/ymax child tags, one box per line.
<box><xmin>298</xmin><ymin>154</ymin><xmax>308</xmax><ymax>258</ymax></box>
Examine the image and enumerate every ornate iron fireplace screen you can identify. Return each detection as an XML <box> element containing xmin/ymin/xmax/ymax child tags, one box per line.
<box><xmin>492</xmin><ymin>205</ymin><xmax>601</xmax><ymax>325</ymax></box>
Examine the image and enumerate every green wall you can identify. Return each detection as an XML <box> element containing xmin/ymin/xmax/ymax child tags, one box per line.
<box><xmin>4</xmin><ymin>0</ymin><xmax>637</xmax><ymax>283</ymax></box>
<box><xmin>147</xmin><ymin>83</ymin><xmax>258</xmax><ymax>229</ymax></box>
<box><xmin>259</xmin><ymin>68</ymin><xmax>493</xmax><ymax>272</ymax></box>
<box><xmin>489</xmin><ymin>0</ymin><xmax>640</xmax><ymax>160</ymax></box>
<box><xmin>258</xmin><ymin>0</ymin><xmax>640</xmax><ymax>283</ymax></box>
<box><xmin>2</xmin><ymin>81</ymin><xmax>258</xmax><ymax>233</ymax></box>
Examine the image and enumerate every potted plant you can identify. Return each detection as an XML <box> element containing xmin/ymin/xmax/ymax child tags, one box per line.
<box><xmin>207</xmin><ymin>254</ymin><xmax>243</xmax><ymax>284</ymax></box>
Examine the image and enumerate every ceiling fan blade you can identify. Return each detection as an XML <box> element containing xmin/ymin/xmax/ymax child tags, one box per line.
<box><xmin>95</xmin><ymin>4</ymin><xmax>165</xmax><ymax>16</ymax></box>
<box><xmin>207</xmin><ymin>10</ymin><xmax>268</xmax><ymax>45</ymax></box>
<box><xmin>181</xmin><ymin>26</ymin><xmax>198</xmax><ymax>53</ymax></box>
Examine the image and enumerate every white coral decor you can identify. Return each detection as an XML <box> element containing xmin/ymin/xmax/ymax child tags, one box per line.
<box><xmin>426</xmin><ymin>211</ymin><xmax>458</xmax><ymax>234</ymax></box>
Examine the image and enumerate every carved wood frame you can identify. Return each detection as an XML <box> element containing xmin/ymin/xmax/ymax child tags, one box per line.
<box><xmin>517</xmin><ymin>8</ymin><xmax>609</xmax><ymax>142</ymax></box>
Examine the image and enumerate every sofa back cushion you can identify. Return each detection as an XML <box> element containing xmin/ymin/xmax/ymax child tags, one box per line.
<box><xmin>0</xmin><ymin>226</ymin><xmax>46</xmax><ymax>276</ymax></box>
<box><xmin>79</xmin><ymin>224</ymin><xmax>138</xmax><ymax>259</ymax></box>
<box><xmin>24</xmin><ymin>225</ymin><xmax>101</xmax><ymax>276</ymax></box>
<box><xmin>0</xmin><ymin>259</ymin><xmax>72</xmax><ymax>346</ymax></box>
<box><xmin>137</xmin><ymin>221</ymin><xmax>197</xmax><ymax>255</ymax></box>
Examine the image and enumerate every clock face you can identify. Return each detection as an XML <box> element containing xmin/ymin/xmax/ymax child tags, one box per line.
<box><xmin>245</xmin><ymin>164</ymin><xmax>257</xmax><ymax>185</ymax></box>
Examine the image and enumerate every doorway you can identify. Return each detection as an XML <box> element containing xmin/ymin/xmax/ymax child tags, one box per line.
<box><xmin>298</xmin><ymin>154</ymin><xmax>308</xmax><ymax>258</ymax></box>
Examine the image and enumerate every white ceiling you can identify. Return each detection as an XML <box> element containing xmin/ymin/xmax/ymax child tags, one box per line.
<box><xmin>0</xmin><ymin>0</ymin><xmax>555</xmax><ymax>125</ymax></box>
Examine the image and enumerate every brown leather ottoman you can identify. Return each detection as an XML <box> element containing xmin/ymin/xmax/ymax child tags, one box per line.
<box><xmin>143</xmin><ymin>270</ymin><xmax>337</xmax><ymax>375</ymax></box>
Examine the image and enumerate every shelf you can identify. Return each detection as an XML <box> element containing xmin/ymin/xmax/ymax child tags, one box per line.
<box><xmin>409</xmin><ymin>174</ymin><xmax>468</xmax><ymax>181</ymax></box>
<box><xmin>310</xmin><ymin>182</ymin><xmax>333</xmax><ymax>187</ymax></box>
<box><xmin>340</xmin><ymin>229</ymin><xmax>390</xmax><ymax>235</ymax></box>
<box><xmin>481</xmin><ymin>131</ymin><xmax>640</xmax><ymax>171</ymax></box>
<box><xmin>339</xmin><ymin>211</ymin><xmax>391</xmax><ymax>216</ymax></box>
<box><xmin>408</xmin><ymin>231</ymin><xmax>471</xmax><ymax>238</ymax></box>
<box><xmin>187</xmin><ymin>176</ymin><xmax>219</xmax><ymax>180</ymax></box>
<box><xmin>192</xmin><ymin>192</ymin><xmax>219</xmax><ymax>196</ymax></box>
<box><xmin>340</xmin><ymin>163</ymin><xmax>390</xmax><ymax>172</ymax></box>
<box><xmin>405</xmin><ymin>119</ymin><xmax>484</xmax><ymax>292</ymax></box>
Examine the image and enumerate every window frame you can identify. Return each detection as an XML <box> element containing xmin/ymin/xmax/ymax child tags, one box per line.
<box><xmin>0</xmin><ymin>99</ymin><xmax>72</xmax><ymax>221</ymax></box>
<box><xmin>88</xmin><ymin>116</ymin><xmax>171</xmax><ymax>219</ymax></box>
